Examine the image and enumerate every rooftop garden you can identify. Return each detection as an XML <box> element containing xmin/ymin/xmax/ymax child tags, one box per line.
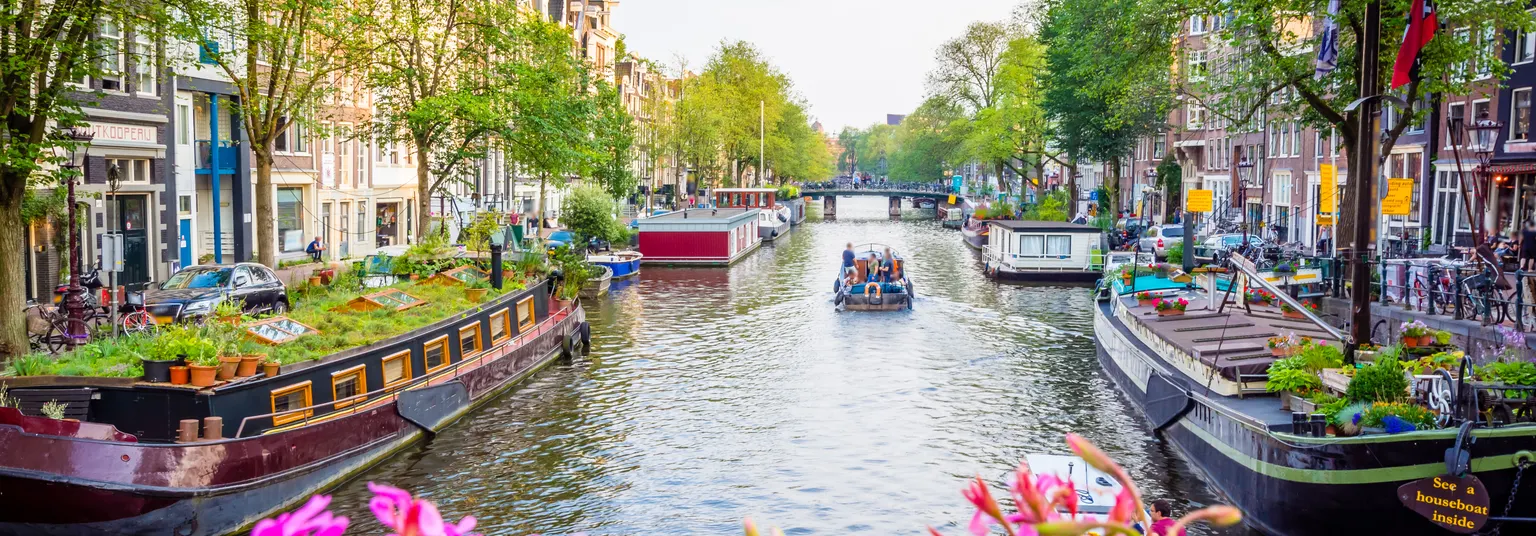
<box><xmin>1</xmin><ymin>238</ymin><xmax>553</xmax><ymax>380</ymax></box>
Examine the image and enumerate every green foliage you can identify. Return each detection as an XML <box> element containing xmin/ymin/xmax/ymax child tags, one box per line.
<box><xmin>1266</xmin><ymin>355</ymin><xmax>1323</xmax><ymax>394</ymax></box>
<box><xmin>561</xmin><ymin>185</ymin><xmax>626</xmax><ymax>244</ymax></box>
<box><xmin>1165</xmin><ymin>241</ymin><xmax>1184</xmax><ymax>265</ymax></box>
<box><xmin>495</xmin><ymin>13</ymin><xmax>598</xmax><ymax>220</ymax></box>
<box><xmin>1318</xmin><ymin>396</ymin><xmax>1353</xmax><ymax>426</ymax></box>
<box><xmin>0</xmin><ymin>384</ymin><xmax>17</xmax><ymax>409</ymax></box>
<box><xmin>1294</xmin><ymin>343</ymin><xmax>1344</xmax><ymax>373</ymax></box>
<box><xmin>1022</xmin><ymin>190</ymin><xmax>1070</xmax><ymax>222</ymax></box>
<box><xmin>39</xmin><ymin>400</ymin><xmax>66</xmax><ymax>420</ymax></box>
<box><xmin>1475</xmin><ymin>361</ymin><xmax>1536</xmax><ymax>386</ymax></box>
<box><xmin>549</xmin><ymin>245</ymin><xmax>592</xmax><ymax>300</ymax></box>
<box><xmin>458</xmin><ymin>213</ymin><xmax>503</xmax><ymax>253</ymax></box>
<box><xmin>1360</xmin><ymin>402</ymin><xmax>1438</xmax><ymax>430</ymax></box>
<box><xmin>1345</xmin><ymin>357</ymin><xmax>1410</xmax><ymax>403</ymax></box>
<box><xmin>776</xmin><ymin>184</ymin><xmax>801</xmax><ymax>199</ymax></box>
<box><xmin>589</xmin><ymin>81</ymin><xmax>638</xmax><ymax>199</ymax></box>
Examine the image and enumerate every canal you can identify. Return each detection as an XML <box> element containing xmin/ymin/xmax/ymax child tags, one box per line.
<box><xmin>328</xmin><ymin>196</ymin><xmax>1227</xmax><ymax>535</ymax></box>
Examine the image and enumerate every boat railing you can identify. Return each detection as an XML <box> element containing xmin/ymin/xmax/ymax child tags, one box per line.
<box><xmin>1228</xmin><ymin>252</ymin><xmax>1349</xmax><ymax>343</ymax></box>
<box><xmin>233</xmin><ymin>305</ymin><xmax>573</xmax><ymax>438</ymax></box>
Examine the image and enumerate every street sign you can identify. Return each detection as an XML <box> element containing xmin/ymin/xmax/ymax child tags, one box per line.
<box><xmin>100</xmin><ymin>232</ymin><xmax>124</xmax><ymax>273</ymax></box>
<box><xmin>1318</xmin><ymin>213</ymin><xmax>1334</xmax><ymax>225</ymax></box>
<box><xmin>1185</xmin><ymin>189</ymin><xmax>1213</xmax><ymax>213</ymax></box>
<box><xmin>947</xmin><ymin>194</ymin><xmax>956</xmax><ymax>205</ymax></box>
<box><xmin>1090</xmin><ymin>190</ymin><xmax>1099</xmax><ymax>201</ymax></box>
<box><xmin>1397</xmin><ymin>474</ymin><xmax>1489</xmax><ymax>534</ymax></box>
<box><xmin>1319</xmin><ymin>164</ymin><xmax>1337</xmax><ymax>218</ymax></box>
<box><xmin>1382</xmin><ymin>178</ymin><xmax>1414</xmax><ymax>216</ymax></box>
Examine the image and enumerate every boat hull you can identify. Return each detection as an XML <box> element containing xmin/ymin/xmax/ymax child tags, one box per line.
<box><xmin>962</xmin><ymin>229</ymin><xmax>987</xmax><ymax>250</ymax></box>
<box><xmin>579</xmin><ymin>265</ymin><xmax>613</xmax><ymax>299</ymax></box>
<box><xmin>760</xmin><ymin>220</ymin><xmax>789</xmax><ymax>241</ymax></box>
<box><xmin>1092</xmin><ymin>301</ymin><xmax>1536</xmax><ymax>536</ymax></box>
<box><xmin>0</xmin><ymin>307</ymin><xmax>586</xmax><ymax>536</ymax></box>
<box><xmin>588</xmin><ymin>252</ymin><xmax>642</xmax><ymax>279</ymax></box>
<box><xmin>984</xmin><ymin>267</ymin><xmax>1100</xmax><ymax>283</ymax></box>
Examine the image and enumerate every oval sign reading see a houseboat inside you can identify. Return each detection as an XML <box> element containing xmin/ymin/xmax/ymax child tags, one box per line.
<box><xmin>1397</xmin><ymin>474</ymin><xmax>1490</xmax><ymax>533</ymax></box>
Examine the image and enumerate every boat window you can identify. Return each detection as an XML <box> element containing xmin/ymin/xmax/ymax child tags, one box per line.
<box><xmin>270</xmin><ymin>381</ymin><xmax>314</xmax><ymax>426</ymax></box>
<box><xmin>1020</xmin><ymin>235</ymin><xmax>1044</xmax><ymax>256</ymax></box>
<box><xmin>423</xmin><ymin>334</ymin><xmax>450</xmax><ymax>373</ymax></box>
<box><xmin>516</xmin><ymin>296</ymin><xmax>536</xmax><ymax>333</ymax></box>
<box><xmin>459</xmin><ymin>324</ymin><xmax>482</xmax><ymax>357</ymax></box>
<box><xmin>1046</xmin><ymin>235</ymin><xmax>1072</xmax><ymax>256</ymax></box>
<box><xmin>489</xmin><ymin>309</ymin><xmax>511</xmax><ymax>343</ymax></box>
<box><xmin>331</xmin><ymin>365</ymin><xmax>366</xmax><ymax>409</ymax></box>
<box><xmin>382</xmin><ymin>350</ymin><xmax>412</xmax><ymax>388</ymax></box>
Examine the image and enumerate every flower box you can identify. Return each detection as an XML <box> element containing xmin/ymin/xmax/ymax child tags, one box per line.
<box><xmin>1158</xmin><ymin>308</ymin><xmax>1185</xmax><ymax>316</ymax></box>
<box><xmin>1283</xmin><ymin>309</ymin><xmax>1306</xmax><ymax>320</ymax></box>
<box><xmin>1320</xmin><ymin>368</ymin><xmax>1352</xmax><ymax>395</ymax></box>
<box><xmin>1293</xmin><ymin>395</ymin><xmax>1321</xmax><ymax>414</ymax></box>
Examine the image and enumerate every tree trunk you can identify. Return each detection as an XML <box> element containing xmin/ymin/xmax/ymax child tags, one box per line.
<box><xmin>536</xmin><ymin>174</ymin><xmax>547</xmax><ymax>235</ymax></box>
<box><xmin>1065</xmin><ymin>163</ymin><xmax>1079</xmax><ymax>220</ymax></box>
<box><xmin>1108</xmin><ymin>157</ymin><xmax>1122</xmax><ymax>215</ymax></box>
<box><xmin>995</xmin><ymin>161</ymin><xmax>1008</xmax><ymax>197</ymax></box>
<box><xmin>0</xmin><ymin>176</ymin><xmax>28</xmax><ymax>359</ymax></box>
<box><xmin>254</xmin><ymin>150</ymin><xmax>277</xmax><ymax>268</ymax></box>
<box><xmin>416</xmin><ymin>144</ymin><xmax>432</xmax><ymax>241</ymax></box>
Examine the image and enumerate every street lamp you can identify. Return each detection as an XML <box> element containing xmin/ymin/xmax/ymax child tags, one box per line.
<box><xmin>57</xmin><ymin>126</ymin><xmax>95</xmax><ymax>343</ymax></box>
<box><xmin>1144</xmin><ymin>168</ymin><xmax>1159</xmax><ymax>222</ymax></box>
<box><xmin>1466</xmin><ymin>111</ymin><xmax>1502</xmax><ymax>246</ymax></box>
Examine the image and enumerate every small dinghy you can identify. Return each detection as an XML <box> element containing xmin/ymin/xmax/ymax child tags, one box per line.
<box><xmin>579</xmin><ymin>264</ymin><xmax>613</xmax><ymax>299</ymax></box>
<box><xmin>588</xmin><ymin>250</ymin><xmax>643</xmax><ymax>279</ymax></box>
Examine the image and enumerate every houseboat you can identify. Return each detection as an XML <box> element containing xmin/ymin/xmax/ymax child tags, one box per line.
<box><xmin>961</xmin><ymin>216</ymin><xmax>989</xmax><ymax>250</ymax></box>
<box><xmin>833</xmin><ymin>244</ymin><xmax>913</xmax><ymax>311</ymax></box>
<box><xmin>0</xmin><ymin>278</ymin><xmax>589</xmax><ymax>536</ymax></box>
<box><xmin>713</xmin><ymin>188</ymin><xmax>791</xmax><ymax>241</ymax></box>
<box><xmin>1093</xmin><ymin>256</ymin><xmax>1536</xmax><ymax>535</ymax></box>
<box><xmin>636</xmin><ymin>208</ymin><xmax>762</xmax><ymax>265</ymax></box>
<box><xmin>980</xmin><ymin>221</ymin><xmax>1105</xmax><ymax>283</ymax></box>
<box><xmin>587</xmin><ymin>250</ymin><xmax>643</xmax><ymax>279</ymax></box>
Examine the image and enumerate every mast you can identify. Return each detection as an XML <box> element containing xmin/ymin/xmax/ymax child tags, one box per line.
<box><xmin>1348</xmin><ymin>0</ymin><xmax>1382</xmax><ymax>350</ymax></box>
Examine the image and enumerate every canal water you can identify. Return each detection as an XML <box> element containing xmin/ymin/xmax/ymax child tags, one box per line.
<box><xmin>328</xmin><ymin>196</ymin><xmax>1229</xmax><ymax>535</ymax></box>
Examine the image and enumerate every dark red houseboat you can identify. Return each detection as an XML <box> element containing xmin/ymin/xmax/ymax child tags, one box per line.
<box><xmin>0</xmin><ymin>279</ymin><xmax>588</xmax><ymax>535</ymax></box>
<box><xmin>637</xmin><ymin>208</ymin><xmax>762</xmax><ymax>265</ymax></box>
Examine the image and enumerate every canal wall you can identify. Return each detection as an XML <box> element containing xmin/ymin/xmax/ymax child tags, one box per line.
<box><xmin>1318</xmin><ymin>297</ymin><xmax>1534</xmax><ymax>362</ymax></box>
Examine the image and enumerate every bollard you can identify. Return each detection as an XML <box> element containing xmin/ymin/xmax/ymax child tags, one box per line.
<box><xmin>177</xmin><ymin>419</ymin><xmax>199</xmax><ymax>443</ymax></box>
<box><xmin>202</xmin><ymin>416</ymin><xmax>223</xmax><ymax>441</ymax></box>
<box><xmin>490</xmin><ymin>242</ymin><xmax>503</xmax><ymax>290</ymax></box>
<box><xmin>1309</xmin><ymin>414</ymin><xmax>1327</xmax><ymax>437</ymax></box>
<box><xmin>1455</xmin><ymin>267</ymin><xmax>1465</xmax><ymax>321</ymax></box>
<box><xmin>1292</xmin><ymin>412</ymin><xmax>1309</xmax><ymax>435</ymax></box>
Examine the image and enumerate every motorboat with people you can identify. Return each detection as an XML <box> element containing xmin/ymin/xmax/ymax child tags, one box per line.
<box><xmin>587</xmin><ymin>250</ymin><xmax>643</xmax><ymax>279</ymax></box>
<box><xmin>833</xmin><ymin>243</ymin><xmax>913</xmax><ymax>311</ymax></box>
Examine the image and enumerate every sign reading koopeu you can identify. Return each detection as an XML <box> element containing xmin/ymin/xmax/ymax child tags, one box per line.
<box><xmin>1397</xmin><ymin>474</ymin><xmax>1489</xmax><ymax>533</ymax></box>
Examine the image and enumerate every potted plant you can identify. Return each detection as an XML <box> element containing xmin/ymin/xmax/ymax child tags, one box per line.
<box><xmin>141</xmin><ymin>354</ymin><xmax>179</xmax><ymax>383</ymax></box>
<box><xmin>1355</xmin><ymin>343</ymin><xmax>1381</xmax><ymax>363</ymax></box>
<box><xmin>188</xmin><ymin>352</ymin><xmax>221</xmax><ymax>387</ymax></box>
<box><xmin>213</xmin><ymin>299</ymin><xmax>245</xmax><ymax>325</ymax></box>
<box><xmin>1267</xmin><ymin>335</ymin><xmax>1295</xmax><ymax>357</ymax></box>
<box><xmin>1151</xmin><ymin>263</ymin><xmax>1170</xmax><ymax>279</ymax></box>
<box><xmin>169</xmin><ymin>365</ymin><xmax>190</xmax><ymax>385</ymax></box>
<box><xmin>1433</xmin><ymin>330</ymin><xmax>1453</xmax><ymax>346</ymax></box>
<box><xmin>1120</xmin><ymin>265</ymin><xmax>1135</xmax><ymax>284</ymax></box>
<box><xmin>1401</xmin><ymin>320</ymin><xmax>1430</xmax><ymax>347</ymax></box>
<box><xmin>142</xmin><ymin>324</ymin><xmax>202</xmax><ymax>382</ymax></box>
<box><xmin>1154</xmin><ymin>297</ymin><xmax>1189</xmax><ymax>316</ymax></box>
<box><xmin>262</xmin><ymin>360</ymin><xmax>281</xmax><ymax>378</ymax></box>
<box><xmin>1134</xmin><ymin>292</ymin><xmax>1156</xmax><ymax>307</ymax></box>
<box><xmin>1279</xmin><ymin>301</ymin><xmax>1317</xmax><ymax>320</ymax></box>
<box><xmin>465</xmin><ymin>280</ymin><xmax>490</xmax><ymax>302</ymax></box>
<box><xmin>1245</xmin><ymin>289</ymin><xmax>1275</xmax><ymax>306</ymax></box>
<box><xmin>1273</xmin><ymin>262</ymin><xmax>1295</xmax><ymax>274</ymax></box>
<box><xmin>1266</xmin><ymin>357</ymin><xmax>1323</xmax><ymax>410</ymax></box>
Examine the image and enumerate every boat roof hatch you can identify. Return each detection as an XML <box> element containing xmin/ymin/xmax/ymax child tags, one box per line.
<box><xmin>1023</xmin><ymin>454</ymin><xmax>1124</xmax><ymax>516</ymax></box>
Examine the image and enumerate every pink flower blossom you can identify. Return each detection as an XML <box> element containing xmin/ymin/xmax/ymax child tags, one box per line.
<box><xmin>368</xmin><ymin>482</ymin><xmax>479</xmax><ymax>536</ymax></box>
<box><xmin>251</xmin><ymin>495</ymin><xmax>349</xmax><ymax>536</ymax></box>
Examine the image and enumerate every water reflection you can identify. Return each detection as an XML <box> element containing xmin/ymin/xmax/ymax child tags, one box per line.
<box><xmin>328</xmin><ymin>196</ymin><xmax>1230</xmax><ymax>535</ymax></box>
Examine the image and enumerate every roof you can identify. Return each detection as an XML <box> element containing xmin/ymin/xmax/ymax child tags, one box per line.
<box><xmin>640</xmin><ymin>208</ymin><xmax>758</xmax><ymax>224</ymax></box>
<box><xmin>711</xmin><ymin>188</ymin><xmax>777</xmax><ymax>193</ymax></box>
<box><xmin>985</xmin><ymin>220</ymin><xmax>1103</xmax><ymax>233</ymax></box>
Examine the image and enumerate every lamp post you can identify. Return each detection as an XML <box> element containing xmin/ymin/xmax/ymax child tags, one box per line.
<box><xmin>1144</xmin><ymin>168</ymin><xmax>1159</xmax><ymax>223</ymax></box>
<box><xmin>59</xmin><ymin>127</ymin><xmax>95</xmax><ymax>343</ymax></box>
<box><xmin>1466</xmin><ymin>111</ymin><xmax>1502</xmax><ymax>245</ymax></box>
<box><xmin>1237</xmin><ymin>157</ymin><xmax>1255</xmax><ymax>236</ymax></box>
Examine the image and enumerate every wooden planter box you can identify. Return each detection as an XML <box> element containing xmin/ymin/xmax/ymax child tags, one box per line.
<box><xmin>1293</xmin><ymin>395</ymin><xmax>1322</xmax><ymax>414</ymax></box>
<box><xmin>1321</xmin><ymin>368</ymin><xmax>1352</xmax><ymax>395</ymax></box>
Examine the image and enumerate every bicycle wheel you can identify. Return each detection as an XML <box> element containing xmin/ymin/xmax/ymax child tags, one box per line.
<box><xmin>120</xmin><ymin>311</ymin><xmax>156</xmax><ymax>334</ymax></box>
<box><xmin>43</xmin><ymin>318</ymin><xmax>92</xmax><ymax>354</ymax></box>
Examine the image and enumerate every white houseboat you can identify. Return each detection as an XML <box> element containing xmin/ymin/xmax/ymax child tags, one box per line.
<box><xmin>713</xmin><ymin>188</ymin><xmax>790</xmax><ymax>241</ymax></box>
<box><xmin>980</xmin><ymin>220</ymin><xmax>1105</xmax><ymax>283</ymax></box>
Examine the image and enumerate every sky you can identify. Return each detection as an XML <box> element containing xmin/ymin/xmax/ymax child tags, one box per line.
<box><xmin>619</xmin><ymin>0</ymin><xmax>1025</xmax><ymax>134</ymax></box>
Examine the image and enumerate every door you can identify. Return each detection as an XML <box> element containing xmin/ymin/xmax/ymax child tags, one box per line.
<box><xmin>113</xmin><ymin>195</ymin><xmax>151</xmax><ymax>287</ymax></box>
<box><xmin>178</xmin><ymin>218</ymin><xmax>193</xmax><ymax>269</ymax></box>
<box><xmin>321</xmin><ymin>202</ymin><xmax>333</xmax><ymax>261</ymax></box>
<box><xmin>340</xmin><ymin>202</ymin><xmax>351</xmax><ymax>259</ymax></box>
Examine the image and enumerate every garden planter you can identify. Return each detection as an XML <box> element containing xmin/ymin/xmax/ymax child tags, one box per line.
<box><xmin>410</xmin><ymin>274</ymin><xmax>421</xmax><ymax>281</ymax></box>
<box><xmin>1279</xmin><ymin>390</ymin><xmax>1293</xmax><ymax>411</ymax></box>
<box><xmin>1420</xmin><ymin>335</ymin><xmax>1435</xmax><ymax>347</ymax></box>
<box><xmin>217</xmin><ymin>356</ymin><xmax>240</xmax><ymax>380</ymax></box>
<box><xmin>1355</xmin><ymin>351</ymin><xmax>1378</xmax><ymax>363</ymax></box>
<box><xmin>141</xmin><ymin>358</ymin><xmax>178</xmax><ymax>383</ymax></box>
<box><xmin>308</xmin><ymin>276</ymin><xmax>323</xmax><ymax>286</ymax></box>
<box><xmin>1326</xmin><ymin>424</ymin><xmax>1339</xmax><ymax>437</ymax></box>
<box><xmin>466</xmin><ymin>288</ymin><xmax>489</xmax><ymax>302</ymax></box>
<box><xmin>263</xmin><ymin>362</ymin><xmax>281</xmax><ymax>378</ymax></box>
<box><xmin>1283</xmin><ymin>310</ymin><xmax>1306</xmax><ymax>320</ymax></box>
<box><xmin>189</xmin><ymin>365</ymin><xmax>218</xmax><ymax>387</ymax></box>
<box><xmin>1122</xmin><ymin>274</ymin><xmax>1133</xmax><ymax>285</ymax></box>
<box><xmin>1157</xmin><ymin>309</ymin><xmax>1185</xmax><ymax>317</ymax></box>
<box><xmin>1137</xmin><ymin>299</ymin><xmax>1155</xmax><ymax>307</ymax></box>
<box><xmin>1271</xmin><ymin>347</ymin><xmax>1286</xmax><ymax>357</ymax></box>
<box><xmin>1250</xmin><ymin>300</ymin><xmax>1272</xmax><ymax>307</ymax></box>
<box><xmin>237</xmin><ymin>356</ymin><xmax>262</xmax><ymax>377</ymax></box>
<box><xmin>1293</xmin><ymin>395</ymin><xmax>1320</xmax><ymax>414</ymax></box>
<box><xmin>555</xmin><ymin>298</ymin><xmax>574</xmax><ymax>310</ymax></box>
<box><xmin>1320</xmin><ymin>368</ymin><xmax>1352</xmax><ymax>394</ymax></box>
<box><xmin>168</xmin><ymin>366</ymin><xmax>189</xmax><ymax>385</ymax></box>
<box><xmin>318</xmin><ymin>269</ymin><xmax>336</xmax><ymax>284</ymax></box>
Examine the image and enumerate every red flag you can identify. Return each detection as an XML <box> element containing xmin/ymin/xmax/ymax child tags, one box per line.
<box><xmin>1391</xmin><ymin>0</ymin><xmax>1439</xmax><ymax>89</ymax></box>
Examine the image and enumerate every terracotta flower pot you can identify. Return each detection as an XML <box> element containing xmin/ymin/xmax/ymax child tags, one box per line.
<box><xmin>555</xmin><ymin>298</ymin><xmax>573</xmax><ymax>310</ymax></box>
<box><xmin>263</xmin><ymin>362</ymin><xmax>281</xmax><ymax>378</ymax></box>
<box><xmin>237</xmin><ymin>356</ymin><xmax>262</xmax><ymax>377</ymax></box>
<box><xmin>410</xmin><ymin>274</ymin><xmax>421</xmax><ymax>281</ymax></box>
<box><xmin>466</xmin><ymin>288</ymin><xmax>489</xmax><ymax>302</ymax></box>
<box><xmin>217</xmin><ymin>356</ymin><xmax>241</xmax><ymax>380</ymax></box>
<box><xmin>1402</xmin><ymin>336</ymin><xmax>1419</xmax><ymax>348</ymax></box>
<box><xmin>169</xmin><ymin>366</ymin><xmax>190</xmax><ymax>385</ymax></box>
<box><xmin>1137</xmin><ymin>298</ymin><xmax>1155</xmax><ymax>307</ymax></box>
<box><xmin>189</xmin><ymin>365</ymin><xmax>218</xmax><ymax>387</ymax></box>
<box><xmin>1283</xmin><ymin>310</ymin><xmax>1305</xmax><ymax>320</ymax></box>
<box><xmin>1271</xmin><ymin>347</ymin><xmax>1285</xmax><ymax>357</ymax></box>
<box><xmin>1158</xmin><ymin>308</ymin><xmax>1185</xmax><ymax>316</ymax></box>
<box><xmin>308</xmin><ymin>276</ymin><xmax>323</xmax><ymax>286</ymax></box>
<box><xmin>1251</xmin><ymin>300</ymin><xmax>1271</xmax><ymax>307</ymax></box>
<box><xmin>1419</xmin><ymin>335</ymin><xmax>1435</xmax><ymax>347</ymax></box>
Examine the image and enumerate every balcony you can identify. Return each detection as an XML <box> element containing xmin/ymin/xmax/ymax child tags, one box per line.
<box><xmin>195</xmin><ymin>140</ymin><xmax>238</xmax><ymax>175</ymax></box>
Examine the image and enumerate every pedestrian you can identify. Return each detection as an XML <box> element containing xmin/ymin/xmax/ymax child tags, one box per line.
<box><xmin>1521</xmin><ymin>221</ymin><xmax>1536</xmax><ymax>271</ymax></box>
<box><xmin>305</xmin><ymin>236</ymin><xmax>324</xmax><ymax>262</ymax></box>
<box><xmin>1317</xmin><ymin>224</ymin><xmax>1332</xmax><ymax>254</ymax></box>
<box><xmin>1148</xmin><ymin>499</ymin><xmax>1186</xmax><ymax>536</ymax></box>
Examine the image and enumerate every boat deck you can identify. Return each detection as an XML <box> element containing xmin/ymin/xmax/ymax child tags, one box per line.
<box><xmin>1115</xmin><ymin>287</ymin><xmax>1341</xmax><ymax>382</ymax></box>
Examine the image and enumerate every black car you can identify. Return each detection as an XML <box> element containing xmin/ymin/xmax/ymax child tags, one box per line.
<box><xmin>144</xmin><ymin>263</ymin><xmax>291</xmax><ymax>323</ymax></box>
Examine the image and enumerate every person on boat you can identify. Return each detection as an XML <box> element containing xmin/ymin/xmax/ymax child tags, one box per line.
<box><xmin>1148</xmin><ymin>499</ymin><xmax>1185</xmax><ymax>536</ymax></box>
<box><xmin>867</xmin><ymin>253</ymin><xmax>883</xmax><ymax>283</ymax></box>
<box><xmin>842</xmin><ymin>243</ymin><xmax>856</xmax><ymax>275</ymax></box>
<box><xmin>880</xmin><ymin>247</ymin><xmax>896</xmax><ymax>282</ymax></box>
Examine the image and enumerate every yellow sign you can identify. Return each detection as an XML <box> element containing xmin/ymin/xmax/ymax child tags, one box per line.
<box><xmin>1318</xmin><ymin>213</ymin><xmax>1334</xmax><ymax>225</ymax></box>
<box><xmin>1382</xmin><ymin>178</ymin><xmax>1414</xmax><ymax>216</ymax></box>
<box><xmin>948</xmin><ymin>194</ymin><xmax>956</xmax><ymax>205</ymax></box>
<box><xmin>1319</xmin><ymin>164</ymin><xmax>1337</xmax><ymax>218</ymax></box>
<box><xmin>1185</xmin><ymin>189</ymin><xmax>1213</xmax><ymax>213</ymax></box>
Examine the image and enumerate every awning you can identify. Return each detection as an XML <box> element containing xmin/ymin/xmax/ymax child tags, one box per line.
<box><xmin>1489</xmin><ymin>163</ymin><xmax>1536</xmax><ymax>175</ymax></box>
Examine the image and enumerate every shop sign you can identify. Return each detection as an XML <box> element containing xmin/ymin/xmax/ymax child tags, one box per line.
<box><xmin>1397</xmin><ymin>474</ymin><xmax>1489</xmax><ymax>534</ymax></box>
<box><xmin>1185</xmin><ymin>189</ymin><xmax>1213</xmax><ymax>213</ymax></box>
<box><xmin>80</xmin><ymin>122</ymin><xmax>157</xmax><ymax>144</ymax></box>
<box><xmin>1382</xmin><ymin>178</ymin><xmax>1414</xmax><ymax>216</ymax></box>
<box><xmin>1319</xmin><ymin>164</ymin><xmax>1337</xmax><ymax>218</ymax></box>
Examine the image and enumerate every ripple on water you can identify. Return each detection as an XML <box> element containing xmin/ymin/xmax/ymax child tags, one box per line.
<box><xmin>326</xmin><ymin>197</ymin><xmax>1235</xmax><ymax>535</ymax></box>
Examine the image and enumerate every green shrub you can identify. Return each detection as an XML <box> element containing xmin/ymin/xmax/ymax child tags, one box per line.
<box><xmin>1165</xmin><ymin>241</ymin><xmax>1183</xmax><ymax>264</ymax></box>
<box><xmin>1266</xmin><ymin>368</ymin><xmax>1321</xmax><ymax>394</ymax></box>
<box><xmin>561</xmin><ymin>184</ymin><xmax>626</xmax><ymax>244</ymax></box>
<box><xmin>1360</xmin><ymin>402</ymin><xmax>1437</xmax><ymax>430</ymax></box>
<box><xmin>1345</xmin><ymin>357</ymin><xmax>1409</xmax><ymax>403</ymax></box>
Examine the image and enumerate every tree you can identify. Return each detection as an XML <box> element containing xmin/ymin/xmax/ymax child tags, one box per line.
<box><xmin>888</xmin><ymin>97</ymin><xmax>966</xmax><ymax>183</ymax></box>
<box><xmin>497</xmin><ymin>14</ymin><xmax>593</xmax><ymax>229</ymax></box>
<box><xmin>194</xmin><ymin>0</ymin><xmax>367</xmax><ymax>267</ymax></box>
<box><xmin>589</xmin><ymin>81</ymin><xmax>637</xmax><ymax>200</ymax></box>
<box><xmin>669</xmin><ymin>74</ymin><xmax>722</xmax><ymax>195</ymax></box>
<box><xmin>560</xmin><ymin>184</ymin><xmax>624</xmax><ymax>243</ymax></box>
<box><xmin>363</xmin><ymin>0</ymin><xmax>506</xmax><ymax>240</ymax></box>
<box><xmin>928</xmin><ymin>21</ymin><xmax>1018</xmax><ymax>191</ymax></box>
<box><xmin>696</xmin><ymin>41</ymin><xmax>788</xmax><ymax>185</ymax></box>
<box><xmin>966</xmin><ymin>34</ymin><xmax>1053</xmax><ymax>193</ymax></box>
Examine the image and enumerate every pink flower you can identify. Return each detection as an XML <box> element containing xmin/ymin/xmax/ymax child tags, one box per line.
<box><xmin>368</xmin><ymin>482</ymin><xmax>479</xmax><ymax>536</ymax></box>
<box><xmin>961</xmin><ymin>476</ymin><xmax>1008</xmax><ymax>536</ymax></box>
<box><xmin>251</xmin><ymin>495</ymin><xmax>349</xmax><ymax>536</ymax></box>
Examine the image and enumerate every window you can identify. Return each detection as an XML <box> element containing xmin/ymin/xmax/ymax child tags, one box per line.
<box><xmin>1046</xmin><ymin>235</ymin><xmax>1071</xmax><ymax>257</ymax></box>
<box><xmin>382</xmin><ymin>350</ymin><xmax>412</xmax><ymax>388</ymax></box>
<box><xmin>1434</xmin><ymin>170</ymin><xmax>1471</xmax><ymax>244</ymax></box>
<box><xmin>1187</xmin><ymin>105</ymin><xmax>1204</xmax><ymax>130</ymax></box>
<box><xmin>1019</xmin><ymin>235</ymin><xmax>1044</xmax><ymax>256</ymax></box>
<box><xmin>132</xmin><ymin>31</ymin><xmax>154</xmax><ymax>95</ymax></box>
<box><xmin>107</xmin><ymin>158</ymin><xmax>151</xmax><ymax>184</ymax></box>
<box><xmin>1153</xmin><ymin>136</ymin><xmax>1166</xmax><ymax>159</ymax></box>
<box><xmin>1452</xmin><ymin>29</ymin><xmax>1472</xmax><ymax>82</ymax></box>
<box><xmin>1513</xmin><ymin>89</ymin><xmax>1531</xmax><ymax>141</ymax></box>
<box><xmin>1447</xmin><ymin>102</ymin><xmax>1466</xmax><ymax>146</ymax></box>
<box><xmin>489</xmin><ymin>309</ymin><xmax>510</xmax><ymax>343</ymax></box>
<box><xmin>515</xmin><ymin>296</ymin><xmax>536</xmax><ymax>333</ymax></box>
<box><xmin>459</xmin><ymin>324</ymin><xmax>483</xmax><ymax>357</ymax></box>
<box><xmin>1188</xmin><ymin>50</ymin><xmax>1207</xmax><ymax>81</ymax></box>
<box><xmin>178</xmin><ymin>104</ymin><xmax>191</xmax><ymax>144</ymax></box>
<box><xmin>1475</xmin><ymin>100</ymin><xmax>1490</xmax><ymax>125</ymax></box>
<box><xmin>423</xmin><ymin>334</ymin><xmax>450</xmax><ymax>373</ymax></box>
<box><xmin>178</xmin><ymin>194</ymin><xmax>192</xmax><ymax>214</ymax></box>
<box><xmin>1478</xmin><ymin>26</ymin><xmax>1496</xmax><ymax>79</ymax></box>
<box><xmin>277</xmin><ymin>187</ymin><xmax>304</xmax><ymax>252</ymax></box>
<box><xmin>1272</xmin><ymin>171</ymin><xmax>1293</xmax><ymax>205</ymax></box>
<box><xmin>331</xmin><ymin>365</ymin><xmax>366</xmax><ymax>409</ymax></box>
<box><xmin>1190</xmin><ymin>15</ymin><xmax>1207</xmax><ymax>34</ymax></box>
<box><xmin>270</xmin><ymin>381</ymin><xmax>314</xmax><ymax>426</ymax></box>
<box><xmin>1291</xmin><ymin>122</ymin><xmax>1302</xmax><ymax>156</ymax></box>
<box><xmin>98</xmin><ymin>18</ymin><xmax>125</xmax><ymax>91</ymax></box>
<box><xmin>1520</xmin><ymin>13</ymin><xmax>1536</xmax><ymax>64</ymax></box>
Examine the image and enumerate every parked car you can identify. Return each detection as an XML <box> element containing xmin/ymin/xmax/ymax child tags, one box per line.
<box><xmin>1138</xmin><ymin>225</ymin><xmax>1186</xmax><ymax>259</ymax></box>
<box><xmin>1193</xmin><ymin>233</ymin><xmax>1265</xmax><ymax>264</ymax></box>
<box><xmin>546</xmin><ymin>230</ymin><xmax>577</xmax><ymax>254</ymax></box>
<box><xmin>144</xmin><ymin>263</ymin><xmax>290</xmax><ymax>323</ymax></box>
